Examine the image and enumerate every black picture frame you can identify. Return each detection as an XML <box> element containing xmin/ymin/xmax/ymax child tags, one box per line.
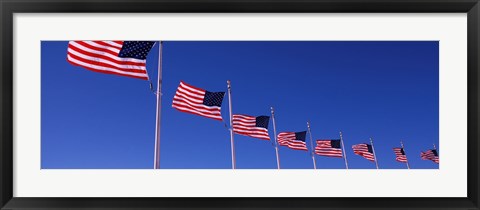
<box><xmin>1</xmin><ymin>0</ymin><xmax>479</xmax><ymax>209</ymax></box>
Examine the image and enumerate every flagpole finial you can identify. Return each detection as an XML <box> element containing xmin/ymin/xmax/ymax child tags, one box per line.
<box><xmin>227</xmin><ymin>80</ymin><xmax>231</xmax><ymax>89</ymax></box>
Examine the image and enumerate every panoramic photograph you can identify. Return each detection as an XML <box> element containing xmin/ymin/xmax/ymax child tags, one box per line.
<box><xmin>41</xmin><ymin>41</ymin><xmax>439</xmax><ymax>169</ymax></box>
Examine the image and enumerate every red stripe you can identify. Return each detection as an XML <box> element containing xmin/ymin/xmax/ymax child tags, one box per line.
<box><xmin>72</xmin><ymin>41</ymin><xmax>121</xmax><ymax>57</ymax></box>
<box><xmin>67</xmin><ymin>52</ymin><xmax>147</xmax><ymax>74</ymax></box>
<box><xmin>67</xmin><ymin>59</ymin><xmax>148</xmax><ymax>80</ymax></box>
<box><xmin>180</xmin><ymin>80</ymin><xmax>206</xmax><ymax>93</ymax></box>
<box><xmin>172</xmin><ymin>100</ymin><xmax>221</xmax><ymax>116</ymax></box>
<box><xmin>173</xmin><ymin>95</ymin><xmax>220</xmax><ymax>112</ymax></box>
<box><xmin>172</xmin><ymin>106</ymin><xmax>222</xmax><ymax>121</ymax></box>
<box><xmin>233</xmin><ymin>131</ymin><xmax>270</xmax><ymax>140</ymax></box>
<box><xmin>92</xmin><ymin>41</ymin><xmax>123</xmax><ymax>50</ymax></box>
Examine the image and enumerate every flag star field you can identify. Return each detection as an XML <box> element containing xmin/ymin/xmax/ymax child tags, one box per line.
<box><xmin>41</xmin><ymin>41</ymin><xmax>439</xmax><ymax>169</ymax></box>
<box><xmin>118</xmin><ymin>41</ymin><xmax>156</xmax><ymax>59</ymax></box>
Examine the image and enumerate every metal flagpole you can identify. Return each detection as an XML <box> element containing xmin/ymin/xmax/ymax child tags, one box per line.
<box><xmin>270</xmin><ymin>107</ymin><xmax>281</xmax><ymax>169</ymax></box>
<box><xmin>370</xmin><ymin>137</ymin><xmax>379</xmax><ymax>169</ymax></box>
<box><xmin>400</xmin><ymin>140</ymin><xmax>410</xmax><ymax>169</ymax></box>
<box><xmin>153</xmin><ymin>41</ymin><xmax>163</xmax><ymax>169</ymax></box>
<box><xmin>227</xmin><ymin>80</ymin><xmax>236</xmax><ymax>169</ymax></box>
<box><xmin>307</xmin><ymin>121</ymin><xmax>317</xmax><ymax>169</ymax></box>
<box><xmin>340</xmin><ymin>131</ymin><xmax>349</xmax><ymax>169</ymax></box>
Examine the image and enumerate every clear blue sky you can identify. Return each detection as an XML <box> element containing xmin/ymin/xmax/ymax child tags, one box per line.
<box><xmin>41</xmin><ymin>41</ymin><xmax>439</xmax><ymax>169</ymax></box>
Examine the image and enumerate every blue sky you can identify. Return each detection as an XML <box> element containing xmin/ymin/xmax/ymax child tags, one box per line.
<box><xmin>41</xmin><ymin>41</ymin><xmax>439</xmax><ymax>169</ymax></box>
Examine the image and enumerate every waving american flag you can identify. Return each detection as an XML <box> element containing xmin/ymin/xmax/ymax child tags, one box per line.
<box><xmin>172</xmin><ymin>81</ymin><xmax>225</xmax><ymax>121</ymax></box>
<box><xmin>67</xmin><ymin>41</ymin><xmax>155</xmax><ymax>80</ymax></box>
<box><xmin>277</xmin><ymin>131</ymin><xmax>308</xmax><ymax>151</ymax></box>
<box><xmin>232</xmin><ymin>115</ymin><xmax>270</xmax><ymax>140</ymax></box>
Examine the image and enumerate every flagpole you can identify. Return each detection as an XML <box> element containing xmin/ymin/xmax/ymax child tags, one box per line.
<box><xmin>227</xmin><ymin>80</ymin><xmax>236</xmax><ymax>169</ymax></box>
<box><xmin>400</xmin><ymin>140</ymin><xmax>410</xmax><ymax>169</ymax></box>
<box><xmin>340</xmin><ymin>131</ymin><xmax>349</xmax><ymax>169</ymax></box>
<box><xmin>370</xmin><ymin>137</ymin><xmax>379</xmax><ymax>169</ymax></box>
<box><xmin>153</xmin><ymin>41</ymin><xmax>163</xmax><ymax>169</ymax></box>
<box><xmin>270</xmin><ymin>107</ymin><xmax>281</xmax><ymax>169</ymax></box>
<box><xmin>307</xmin><ymin>121</ymin><xmax>317</xmax><ymax>169</ymax></box>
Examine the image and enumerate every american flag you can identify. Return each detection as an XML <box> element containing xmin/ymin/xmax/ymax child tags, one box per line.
<box><xmin>315</xmin><ymin>139</ymin><xmax>343</xmax><ymax>157</ymax></box>
<box><xmin>67</xmin><ymin>41</ymin><xmax>155</xmax><ymax>80</ymax></box>
<box><xmin>352</xmin><ymin>143</ymin><xmax>375</xmax><ymax>161</ymax></box>
<box><xmin>393</xmin><ymin>147</ymin><xmax>408</xmax><ymax>163</ymax></box>
<box><xmin>172</xmin><ymin>81</ymin><xmax>225</xmax><ymax>121</ymax></box>
<box><xmin>421</xmin><ymin>149</ymin><xmax>439</xmax><ymax>164</ymax></box>
<box><xmin>232</xmin><ymin>115</ymin><xmax>270</xmax><ymax>140</ymax></box>
<box><xmin>277</xmin><ymin>131</ymin><xmax>308</xmax><ymax>151</ymax></box>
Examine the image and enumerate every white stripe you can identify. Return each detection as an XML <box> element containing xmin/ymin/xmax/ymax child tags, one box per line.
<box><xmin>232</xmin><ymin>125</ymin><xmax>268</xmax><ymax>132</ymax></box>
<box><xmin>233</xmin><ymin>130</ymin><xmax>269</xmax><ymax>136</ymax></box>
<box><xmin>67</xmin><ymin>55</ymin><xmax>148</xmax><ymax>78</ymax></box>
<box><xmin>83</xmin><ymin>41</ymin><xmax>122</xmax><ymax>54</ymax></box>
<box><xmin>101</xmin><ymin>41</ymin><xmax>123</xmax><ymax>48</ymax></box>
<box><xmin>172</xmin><ymin>101</ymin><xmax>221</xmax><ymax>115</ymax></box>
<box><xmin>232</xmin><ymin>121</ymin><xmax>256</xmax><ymax>127</ymax></box>
<box><xmin>68</xmin><ymin>49</ymin><xmax>146</xmax><ymax>70</ymax></box>
<box><xmin>173</xmin><ymin>96</ymin><xmax>221</xmax><ymax>111</ymax></box>
<box><xmin>177</xmin><ymin>86</ymin><xmax>205</xmax><ymax>99</ymax></box>
<box><xmin>172</xmin><ymin>104</ymin><xmax>222</xmax><ymax>120</ymax></box>
<box><xmin>175</xmin><ymin>89</ymin><xmax>205</xmax><ymax>104</ymax></box>
<box><xmin>232</xmin><ymin>115</ymin><xmax>255</xmax><ymax>121</ymax></box>
<box><xmin>179</xmin><ymin>82</ymin><xmax>206</xmax><ymax>95</ymax></box>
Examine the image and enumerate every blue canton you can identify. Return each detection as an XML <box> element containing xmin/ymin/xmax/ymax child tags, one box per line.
<box><xmin>203</xmin><ymin>91</ymin><xmax>225</xmax><ymax>107</ymax></box>
<box><xmin>255</xmin><ymin>116</ymin><xmax>270</xmax><ymax>129</ymax></box>
<box><xmin>367</xmin><ymin>144</ymin><xmax>373</xmax><ymax>153</ymax></box>
<box><xmin>295</xmin><ymin>131</ymin><xmax>307</xmax><ymax>142</ymax></box>
<box><xmin>118</xmin><ymin>41</ymin><xmax>155</xmax><ymax>59</ymax></box>
<box><xmin>330</xmin><ymin>139</ymin><xmax>341</xmax><ymax>148</ymax></box>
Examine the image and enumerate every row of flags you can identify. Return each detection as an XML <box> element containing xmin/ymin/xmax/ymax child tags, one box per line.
<box><xmin>66</xmin><ymin>40</ymin><xmax>439</xmax><ymax>169</ymax></box>
<box><xmin>171</xmin><ymin>80</ymin><xmax>440</xmax><ymax>168</ymax></box>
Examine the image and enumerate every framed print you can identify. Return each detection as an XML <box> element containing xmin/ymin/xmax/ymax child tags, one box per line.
<box><xmin>1</xmin><ymin>0</ymin><xmax>479</xmax><ymax>209</ymax></box>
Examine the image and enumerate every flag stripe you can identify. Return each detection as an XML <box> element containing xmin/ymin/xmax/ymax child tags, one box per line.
<box><xmin>67</xmin><ymin>50</ymin><xmax>147</xmax><ymax>72</ymax></box>
<box><xmin>67</xmin><ymin>55</ymin><xmax>149</xmax><ymax>79</ymax></box>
